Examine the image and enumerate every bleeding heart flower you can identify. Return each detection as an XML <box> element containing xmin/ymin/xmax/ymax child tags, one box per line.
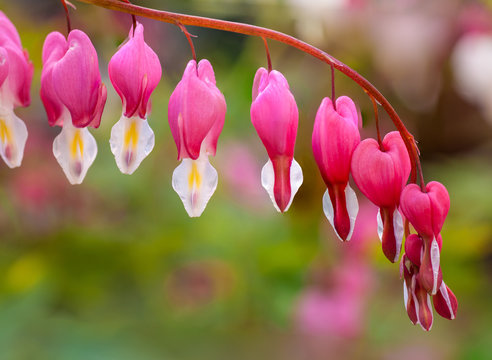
<box><xmin>250</xmin><ymin>67</ymin><xmax>303</xmax><ymax>213</ymax></box>
<box><xmin>168</xmin><ymin>59</ymin><xmax>226</xmax><ymax>217</ymax></box>
<box><xmin>351</xmin><ymin>131</ymin><xmax>410</xmax><ymax>262</ymax></box>
<box><xmin>41</xmin><ymin>30</ymin><xmax>107</xmax><ymax>185</ymax></box>
<box><xmin>0</xmin><ymin>11</ymin><xmax>33</xmax><ymax>168</ymax></box>
<box><xmin>400</xmin><ymin>181</ymin><xmax>450</xmax><ymax>294</ymax></box>
<box><xmin>312</xmin><ymin>96</ymin><xmax>360</xmax><ymax>241</ymax></box>
<box><xmin>108</xmin><ymin>22</ymin><xmax>162</xmax><ymax>174</ymax></box>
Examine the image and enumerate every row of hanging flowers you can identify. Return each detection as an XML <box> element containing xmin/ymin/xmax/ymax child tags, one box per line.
<box><xmin>0</xmin><ymin>1</ymin><xmax>457</xmax><ymax>331</ymax></box>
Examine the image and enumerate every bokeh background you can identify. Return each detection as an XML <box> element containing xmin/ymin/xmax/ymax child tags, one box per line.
<box><xmin>0</xmin><ymin>0</ymin><xmax>491</xmax><ymax>359</ymax></box>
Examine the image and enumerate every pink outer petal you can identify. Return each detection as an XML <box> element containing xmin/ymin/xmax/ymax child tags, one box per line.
<box><xmin>108</xmin><ymin>22</ymin><xmax>162</xmax><ymax>119</ymax></box>
<box><xmin>351</xmin><ymin>131</ymin><xmax>410</xmax><ymax>208</ymax></box>
<box><xmin>0</xmin><ymin>44</ymin><xmax>33</xmax><ymax>107</ymax></box>
<box><xmin>405</xmin><ymin>234</ymin><xmax>423</xmax><ymax>267</ymax></box>
<box><xmin>52</xmin><ymin>30</ymin><xmax>106</xmax><ymax>128</ymax></box>
<box><xmin>0</xmin><ymin>11</ymin><xmax>22</xmax><ymax>50</ymax></box>
<box><xmin>198</xmin><ymin>59</ymin><xmax>226</xmax><ymax>157</ymax></box>
<box><xmin>400</xmin><ymin>184</ymin><xmax>433</xmax><ymax>236</ymax></box>
<box><xmin>312</xmin><ymin>96</ymin><xmax>360</xmax><ymax>186</ymax></box>
<box><xmin>252</xmin><ymin>67</ymin><xmax>268</xmax><ymax>101</ymax></box>
<box><xmin>250</xmin><ymin>69</ymin><xmax>298</xmax><ymax>160</ymax></box>
<box><xmin>427</xmin><ymin>181</ymin><xmax>450</xmax><ymax>236</ymax></box>
<box><xmin>433</xmin><ymin>282</ymin><xmax>458</xmax><ymax>320</ymax></box>
<box><xmin>41</xmin><ymin>32</ymin><xmax>69</xmax><ymax>127</ymax></box>
<box><xmin>0</xmin><ymin>48</ymin><xmax>8</xmax><ymax>87</ymax></box>
<box><xmin>168</xmin><ymin>59</ymin><xmax>226</xmax><ymax>160</ymax></box>
<box><xmin>415</xmin><ymin>276</ymin><xmax>434</xmax><ymax>331</ymax></box>
<box><xmin>400</xmin><ymin>182</ymin><xmax>450</xmax><ymax>237</ymax></box>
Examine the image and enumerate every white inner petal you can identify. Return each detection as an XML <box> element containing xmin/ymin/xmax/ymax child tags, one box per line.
<box><xmin>393</xmin><ymin>209</ymin><xmax>404</xmax><ymax>262</ymax></box>
<box><xmin>376</xmin><ymin>209</ymin><xmax>383</xmax><ymax>242</ymax></box>
<box><xmin>412</xmin><ymin>291</ymin><xmax>421</xmax><ymax>327</ymax></box>
<box><xmin>260</xmin><ymin>158</ymin><xmax>303</xmax><ymax>213</ymax></box>
<box><xmin>172</xmin><ymin>154</ymin><xmax>218</xmax><ymax>217</ymax></box>
<box><xmin>403</xmin><ymin>281</ymin><xmax>408</xmax><ymax>310</ymax></box>
<box><xmin>110</xmin><ymin>115</ymin><xmax>155</xmax><ymax>175</ymax></box>
<box><xmin>0</xmin><ymin>107</ymin><xmax>28</xmax><ymax>168</ymax></box>
<box><xmin>322</xmin><ymin>184</ymin><xmax>359</xmax><ymax>242</ymax></box>
<box><xmin>53</xmin><ymin>121</ymin><xmax>97</xmax><ymax>185</ymax></box>
<box><xmin>430</xmin><ymin>237</ymin><xmax>441</xmax><ymax>295</ymax></box>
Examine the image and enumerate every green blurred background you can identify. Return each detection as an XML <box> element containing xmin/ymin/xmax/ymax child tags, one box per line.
<box><xmin>0</xmin><ymin>0</ymin><xmax>491</xmax><ymax>359</ymax></box>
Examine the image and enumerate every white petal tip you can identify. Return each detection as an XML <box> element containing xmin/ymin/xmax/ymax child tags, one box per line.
<box><xmin>0</xmin><ymin>110</ymin><xmax>28</xmax><ymax>169</ymax></box>
<box><xmin>172</xmin><ymin>155</ymin><xmax>218</xmax><ymax>218</ymax></box>
<box><xmin>53</xmin><ymin>122</ymin><xmax>97</xmax><ymax>185</ymax></box>
<box><xmin>110</xmin><ymin>115</ymin><xmax>155</xmax><ymax>175</ymax></box>
<box><xmin>260</xmin><ymin>158</ymin><xmax>303</xmax><ymax>213</ymax></box>
<box><xmin>322</xmin><ymin>184</ymin><xmax>358</xmax><ymax>241</ymax></box>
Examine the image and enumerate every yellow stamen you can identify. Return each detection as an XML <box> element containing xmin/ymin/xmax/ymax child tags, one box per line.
<box><xmin>71</xmin><ymin>130</ymin><xmax>84</xmax><ymax>158</ymax></box>
<box><xmin>124</xmin><ymin>120</ymin><xmax>139</xmax><ymax>150</ymax></box>
<box><xmin>188</xmin><ymin>161</ymin><xmax>201</xmax><ymax>190</ymax></box>
<box><xmin>0</xmin><ymin>119</ymin><xmax>12</xmax><ymax>145</ymax></box>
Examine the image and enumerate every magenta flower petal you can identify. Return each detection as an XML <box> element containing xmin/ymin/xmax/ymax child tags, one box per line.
<box><xmin>0</xmin><ymin>47</ymin><xmax>8</xmax><ymax>87</ymax></box>
<box><xmin>169</xmin><ymin>59</ymin><xmax>226</xmax><ymax>160</ymax></box>
<box><xmin>433</xmin><ymin>281</ymin><xmax>458</xmax><ymax>320</ymax></box>
<box><xmin>251</xmin><ymin>69</ymin><xmax>298</xmax><ymax>159</ymax></box>
<box><xmin>41</xmin><ymin>32</ymin><xmax>69</xmax><ymax>127</ymax></box>
<box><xmin>0</xmin><ymin>11</ymin><xmax>22</xmax><ymax>49</ymax></box>
<box><xmin>351</xmin><ymin>131</ymin><xmax>410</xmax><ymax>207</ymax></box>
<box><xmin>108</xmin><ymin>22</ymin><xmax>162</xmax><ymax>119</ymax></box>
<box><xmin>400</xmin><ymin>181</ymin><xmax>450</xmax><ymax>238</ymax></box>
<box><xmin>51</xmin><ymin>30</ymin><xmax>106</xmax><ymax>128</ymax></box>
<box><xmin>1</xmin><ymin>44</ymin><xmax>33</xmax><ymax>107</ymax></box>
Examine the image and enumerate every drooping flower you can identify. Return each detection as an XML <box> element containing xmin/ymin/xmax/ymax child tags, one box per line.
<box><xmin>400</xmin><ymin>181</ymin><xmax>450</xmax><ymax>294</ymax></box>
<box><xmin>108</xmin><ymin>22</ymin><xmax>162</xmax><ymax>174</ymax></box>
<box><xmin>0</xmin><ymin>11</ymin><xmax>33</xmax><ymax>168</ymax></box>
<box><xmin>312</xmin><ymin>96</ymin><xmax>360</xmax><ymax>241</ymax></box>
<box><xmin>351</xmin><ymin>131</ymin><xmax>410</xmax><ymax>262</ymax></box>
<box><xmin>401</xmin><ymin>233</ymin><xmax>457</xmax><ymax>331</ymax></box>
<box><xmin>168</xmin><ymin>59</ymin><xmax>226</xmax><ymax>217</ymax></box>
<box><xmin>250</xmin><ymin>67</ymin><xmax>303</xmax><ymax>213</ymax></box>
<box><xmin>40</xmin><ymin>30</ymin><xmax>107</xmax><ymax>185</ymax></box>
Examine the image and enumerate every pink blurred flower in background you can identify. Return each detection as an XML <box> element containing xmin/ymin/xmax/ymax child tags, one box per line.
<box><xmin>368</xmin><ymin>0</ymin><xmax>455</xmax><ymax>112</ymax></box>
<box><xmin>217</xmin><ymin>140</ymin><xmax>270</xmax><ymax>211</ymax></box>
<box><xmin>452</xmin><ymin>3</ymin><xmax>492</xmax><ymax>125</ymax></box>
<box><xmin>295</xmin><ymin>201</ymin><xmax>377</xmax><ymax>338</ymax></box>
